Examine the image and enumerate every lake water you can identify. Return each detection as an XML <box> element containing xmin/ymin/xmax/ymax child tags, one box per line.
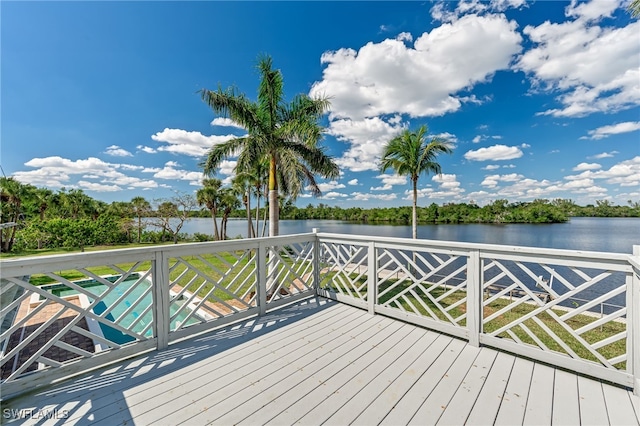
<box><xmin>177</xmin><ymin>217</ymin><xmax>639</xmax><ymax>254</ymax></box>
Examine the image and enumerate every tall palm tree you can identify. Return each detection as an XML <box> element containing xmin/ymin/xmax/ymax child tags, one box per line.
<box><xmin>630</xmin><ymin>0</ymin><xmax>640</xmax><ymax>16</ymax></box>
<box><xmin>197</xmin><ymin>178</ymin><xmax>223</xmax><ymax>240</ymax></box>
<box><xmin>200</xmin><ymin>55</ymin><xmax>339</xmax><ymax>237</ymax></box>
<box><xmin>380</xmin><ymin>125</ymin><xmax>453</xmax><ymax>239</ymax></box>
<box><xmin>131</xmin><ymin>196</ymin><xmax>151</xmax><ymax>243</ymax></box>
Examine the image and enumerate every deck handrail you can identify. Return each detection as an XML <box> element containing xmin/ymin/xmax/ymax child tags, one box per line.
<box><xmin>1</xmin><ymin>233</ymin><xmax>639</xmax><ymax>399</ymax></box>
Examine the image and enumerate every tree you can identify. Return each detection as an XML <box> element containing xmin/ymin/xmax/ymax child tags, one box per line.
<box><xmin>131</xmin><ymin>196</ymin><xmax>151</xmax><ymax>243</ymax></box>
<box><xmin>630</xmin><ymin>0</ymin><xmax>640</xmax><ymax>17</ymax></box>
<box><xmin>380</xmin><ymin>125</ymin><xmax>453</xmax><ymax>239</ymax></box>
<box><xmin>197</xmin><ymin>179</ymin><xmax>223</xmax><ymax>240</ymax></box>
<box><xmin>218</xmin><ymin>188</ymin><xmax>242</xmax><ymax>240</ymax></box>
<box><xmin>200</xmin><ymin>55</ymin><xmax>339</xmax><ymax>237</ymax></box>
<box><xmin>232</xmin><ymin>174</ymin><xmax>255</xmax><ymax>238</ymax></box>
<box><xmin>151</xmin><ymin>193</ymin><xmax>197</xmax><ymax>244</ymax></box>
<box><xmin>0</xmin><ymin>177</ymin><xmax>28</xmax><ymax>252</ymax></box>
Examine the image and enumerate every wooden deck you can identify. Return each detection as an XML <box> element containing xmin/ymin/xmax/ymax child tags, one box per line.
<box><xmin>2</xmin><ymin>297</ymin><xmax>639</xmax><ymax>425</ymax></box>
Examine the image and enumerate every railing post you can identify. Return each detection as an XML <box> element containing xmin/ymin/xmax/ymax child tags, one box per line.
<box><xmin>466</xmin><ymin>250</ymin><xmax>481</xmax><ymax>347</ymax></box>
<box><xmin>312</xmin><ymin>229</ymin><xmax>320</xmax><ymax>295</ymax></box>
<box><xmin>631</xmin><ymin>245</ymin><xmax>640</xmax><ymax>395</ymax></box>
<box><xmin>257</xmin><ymin>241</ymin><xmax>267</xmax><ymax>316</ymax></box>
<box><xmin>367</xmin><ymin>242</ymin><xmax>377</xmax><ymax>315</ymax></box>
<box><xmin>151</xmin><ymin>249</ymin><xmax>170</xmax><ymax>351</ymax></box>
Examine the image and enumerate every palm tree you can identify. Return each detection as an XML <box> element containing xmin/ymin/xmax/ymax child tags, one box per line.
<box><xmin>380</xmin><ymin>125</ymin><xmax>453</xmax><ymax>239</ymax></box>
<box><xmin>200</xmin><ymin>55</ymin><xmax>339</xmax><ymax>237</ymax></box>
<box><xmin>218</xmin><ymin>188</ymin><xmax>242</xmax><ymax>240</ymax></box>
<box><xmin>0</xmin><ymin>177</ymin><xmax>28</xmax><ymax>252</ymax></box>
<box><xmin>630</xmin><ymin>0</ymin><xmax>640</xmax><ymax>17</ymax></box>
<box><xmin>131</xmin><ymin>196</ymin><xmax>151</xmax><ymax>243</ymax></box>
<box><xmin>232</xmin><ymin>174</ymin><xmax>255</xmax><ymax>238</ymax></box>
<box><xmin>197</xmin><ymin>178</ymin><xmax>223</xmax><ymax>240</ymax></box>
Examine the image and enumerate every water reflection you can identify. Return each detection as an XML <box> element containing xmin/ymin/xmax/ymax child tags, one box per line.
<box><xmin>178</xmin><ymin>217</ymin><xmax>639</xmax><ymax>254</ymax></box>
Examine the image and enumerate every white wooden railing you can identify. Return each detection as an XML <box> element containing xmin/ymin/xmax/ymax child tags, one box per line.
<box><xmin>316</xmin><ymin>233</ymin><xmax>640</xmax><ymax>394</ymax></box>
<box><xmin>1</xmin><ymin>232</ymin><xmax>639</xmax><ymax>399</ymax></box>
<box><xmin>0</xmin><ymin>234</ymin><xmax>316</xmax><ymax>399</ymax></box>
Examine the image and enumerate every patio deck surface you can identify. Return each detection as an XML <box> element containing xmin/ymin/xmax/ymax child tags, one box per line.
<box><xmin>2</xmin><ymin>297</ymin><xmax>639</xmax><ymax>425</ymax></box>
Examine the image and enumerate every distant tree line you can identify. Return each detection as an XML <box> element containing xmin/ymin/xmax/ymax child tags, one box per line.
<box><xmin>1</xmin><ymin>177</ymin><xmax>638</xmax><ymax>254</ymax></box>
<box><xmin>279</xmin><ymin>199</ymin><xmax>640</xmax><ymax>223</ymax></box>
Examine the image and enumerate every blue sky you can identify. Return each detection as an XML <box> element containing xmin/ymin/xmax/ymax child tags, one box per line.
<box><xmin>2</xmin><ymin>0</ymin><xmax>639</xmax><ymax>208</ymax></box>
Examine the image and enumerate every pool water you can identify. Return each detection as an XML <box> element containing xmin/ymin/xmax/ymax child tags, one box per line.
<box><xmin>42</xmin><ymin>275</ymin><xmax>200</xmax><ymax>344</ymax></box>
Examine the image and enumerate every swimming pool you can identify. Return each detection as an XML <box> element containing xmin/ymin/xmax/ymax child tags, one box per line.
<box><xmin>40</xmin><ymin>274</ymin><xmax>201</xmax><ymax>344</ymax></box>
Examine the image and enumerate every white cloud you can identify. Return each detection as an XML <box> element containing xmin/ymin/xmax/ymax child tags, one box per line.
<box><xmin>350</xmin><ymin>192</ymin><xmax>398</xmax><ymax>201</ymax></box>
<box><xmin>371</xmin><ymin>174</ymin><xmax>407</xmax><ymax>191</ymax></box>
<box><xmin>311</xmin><ymin>13</ymin><xmax>522</xmax><ymax>121</ymax></box>
<box><xmin>589</xmin><ymin>151</ymin><xmax>619</xmax><ymax>159</ymax></box>
<box><xmin>316</xmin><ymin>181</ymin><xmax>346</xmax><ymax>193</ymax></box>
<box><xmin>137</xmin><ymin>145</ymin><xmax>157</xmax><ymax>154</ymax></box>
<box><xmin>483</xmin><ymin>164</ymin><xmax>500</xmax><ymax>170</ymax></box>
<box><xmin>396</xmin><ymin>32</ymin><xmax>413</xmax><ymax>42</ymax></box>
<box><xmin>582</xmin><ymin>121</ymin><xmax>640</xmax><ymax>140</ymax></box>
<box><xmin>464</xmin><ymin>144</ymin><xmax>523</xmax><ymax>161</ymax></box>
<box><xmin>347</xmin><ymin>179</ymin><xmax>359</xmax><ymax>186</ymax></box>
<box><xmin>518</xmin><ymin>9</ymin><xmax>640</xmax><ymax>118</ymax></box>
<box><xmin>409</xmin><ymin>173</ymin><xmax>465</xmax><ymax>200</ymax></box>
<box><xmin>151</xmin><ymin>128</ymin><xmax>241</xmax><ymax>157</ymax></box>
<box><xmin>148</xmin><ymin>161</ymin><xmax>204</xmax><ymax>185</ymax></box>
<box><xmin>218</xmin><ymin>160</ymin><xmax>237</xmax><ymax>176</ymax></box>
<box><xmin>210</xmin><ymin>117</ymin><xmax>245</xmax><ymax>129</ymax></box>
<box><xmin>77</xmin><ymin>181</ymin><xmax>122</xmax><ymax>192</ymax></box>
<box><xmin>572</xmin><ymin>162</ymin><xmax>602</xmax><ymax>171</ymax></box>
<box><xmin>328</xmin><ymin>117</ymin><xmax>406</xmax><ymax>172</ymax></box>
<box><xmin>481</xmin><ymin>173</ymin><xmax>525</xmax><ymax>188</ymax></box>
<box><xmin>104</xmin><ymin>145</ymin><xmax>133</xmax><ymax>157</ymax></box>
<box><xmin>320</xmin><ymin>191</ymin><xmax>348</xmax><ymax>200</ymax></box>
<box><xmin>13</xmin><ymin>156</ymin><xmax>159</xmax><ymax>191</ymax></box>
<box><xmin>566</xmin><ymin>156</ymin><xmax>640</xmax><ymax>187</ymax></box>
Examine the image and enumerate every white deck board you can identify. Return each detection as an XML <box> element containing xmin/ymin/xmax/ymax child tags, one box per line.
<box><xmin>552</xmin><ymin>369</ymin><xmax>580</xmax><ymax>425</ymax></box>
<box><xmin>2</xmin><ymin>296</ymin><xmax>639</xmax><ymax>426</ymax></box>
<box><xmin>436</xmin><ymin>347</ymin><xmax>499</xmax><ymax>425</ymax></box>
<box><xmin>407</xmin><ymin>344</ymin><xmax>481</xmax><ymax>425</ymax></box>
<box><xmin>603</xmin><ymin>380</ymin><xmax>640</xmax><ymax>425</ymax></box>
<box><xmin>577</xmin><ymin>375</ymin><xmax>609</xmax><ymax>426</ymax></box>
<box><xmin>464</xmin><ymin>351</ymin><xmax>515</xmax><ymax>425</ymax></box>
<box><xmin>378</xmin><ymin>338</ymin><xmax>467</xmax><ymax>426</ymax></box>
<box><xmin>208</xmin><ymin>319</ymin><xmax>412</xmax><ymax>425</ymax></box>
<box><xmin>522</xmin><ymin>362</ymin><xmax>555</xmax><ymax>425</ymax></box>
<box><xmin>349</xmin><ymin>334</ymin><xmax>452</xmax><ymax>426</ymax></box>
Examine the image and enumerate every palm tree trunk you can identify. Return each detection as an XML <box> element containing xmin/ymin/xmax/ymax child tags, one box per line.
<box><xmin>268</xmin><ymin>155</ymin><xmax>279</xmax><ymax>237</ymax></box>
<box><xmin>412</xmin><ymin>178</ymin><xmax>418</xmax><ymax>239</ymax></box>
<box><xmin>211</xmin><ymin>211</ymin><xmax>220</xmax><ymax>240</ymax></box>
<box><xmin>255</xmin><ymin>192</ymin><xmax>260</xmax><ymax>238</ymax></box>
<box><xmin>137</xmin><ymin>215</ymin><xmax>142</xmax><ymax>243</ymax></box>
<box><xmin>246</xmin><ymin>192</ymin><xmax>254</xmax><ymax>238</ymax></box>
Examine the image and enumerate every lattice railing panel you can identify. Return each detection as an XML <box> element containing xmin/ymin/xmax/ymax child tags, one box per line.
<box><xmin>377</xmin><ymin>247</ymin><xmax>469</xmax><ymax>327</ymax></box>
<box><xmin>481</xmin><ymin>257</ymin><xmax>629</xmax><ymax>370</ymax></box>
<box><xmin>318</xmin><ymin>241</ymin><xmax>369</xmax><ymax>301</ymax></box>
<box><xmin>167</xmin><ymin>249</ymin><xmax>258</xmax><ymax>331</ymax></box>
<box><xmin>0</xmin><ymin>263</ymin><xmax>152</xmax><ymax>382</ymax></box>
<box><xmin>265</xmin><ymin>241</ymin><xmax>315</xmax><ymax>303</ymax></box>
